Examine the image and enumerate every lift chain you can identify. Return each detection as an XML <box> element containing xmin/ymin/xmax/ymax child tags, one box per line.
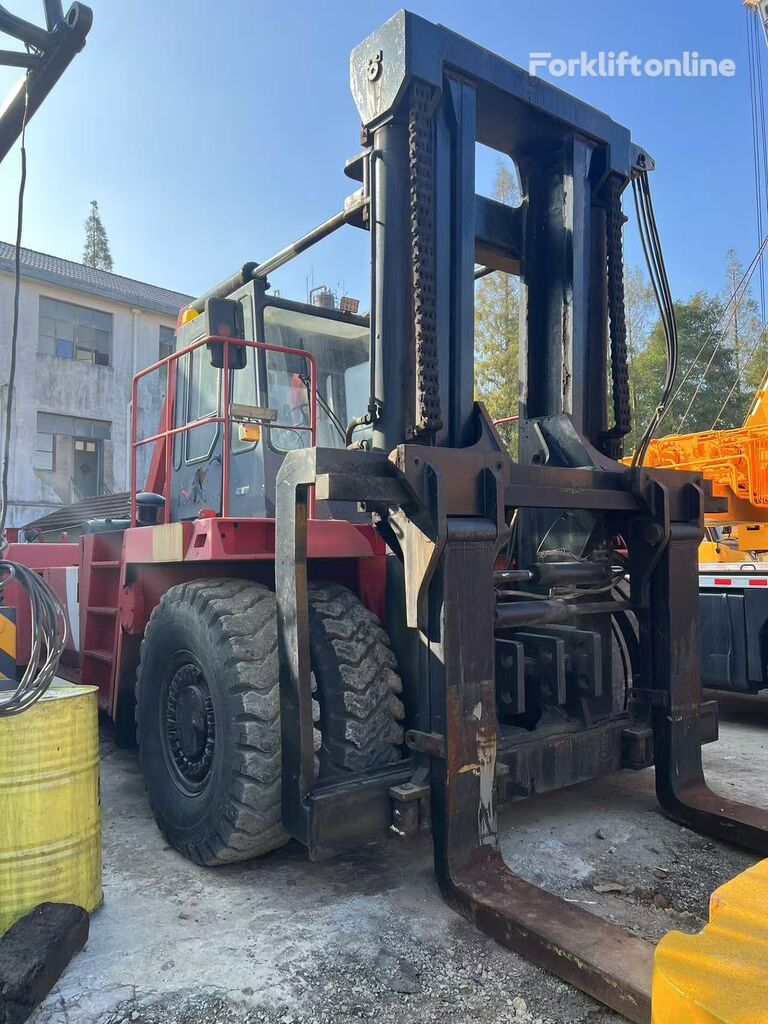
<box><xmin>602</xmin><ymin>173</ymin><xmax>631</xmax><ymax>459</ymax></box>
<box><xmin>408</xmin><ymin>79</ymin><xmax>443</xmax><ymax>438</ymax></box>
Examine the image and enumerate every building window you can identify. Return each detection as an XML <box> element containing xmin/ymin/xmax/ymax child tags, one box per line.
<box><xmin>34</xmin><ymin>431</ymin><xmax>54</xmax><ymax>471</ymax></box>
<box><xmin>38</xmin><ymin>297</ymin><xmax>113</xmax><ymax>366</ymax></box>
<box><xmin>159</xmin><ymin>325</ymin><xmax>175</xmax><ymax>363</ymax></box>
<box><xmin>37</xmin><ymin>412</ymin><xmax>111</xmax><ymax>441</ymax></box>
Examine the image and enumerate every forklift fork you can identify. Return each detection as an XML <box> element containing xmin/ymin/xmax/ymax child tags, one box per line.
<box><xmin>424</xmin><ymin>504</ymin><xmax>655</xmax><ymax>1022</ymax></box>
<box><xmin>275</xmin><ymin>447</ymin><xmax>657</xmax><ymax>1019</ymax></box>
<box><xmin>647</xmin><ymin>506</ymin><xmax>768</xmax><ymax>853</ymax></box>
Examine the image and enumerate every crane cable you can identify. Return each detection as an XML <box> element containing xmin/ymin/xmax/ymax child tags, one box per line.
<box><xmin>653</xmin><ymin>236</ymin><xmax>767</xmax><ymax>432</ymax></box>
<box><xmin>749</xmin><ymin>7</ymin><xmax>768</xmax><ymax>322</ymax></box>
<box><xmin>654</xmin><ymin>12</ymin><xmax>768</xmax><ymax>436</ymax></box>
<box><xmin>712</xmin><ymin>308</ymin><xmax>768</xmax><ymax>424</ymax></box>
<box><xmin>706</xmin><ymin>8</ymin><xmax>768</xmax><ymax>431</ymax></box>
<box><xmin>676</xmin><ymin>236</ymin><xmax>768</xmax><ymax>431</ymax></box>
<box><xmin>0</xmin><ymin>77</ymin><xmax>67</xmax><ymax>718</ymax></box>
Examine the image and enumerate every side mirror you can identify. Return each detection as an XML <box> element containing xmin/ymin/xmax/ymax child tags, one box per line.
<box><xmin>205</xmin><ymin>298</ymin><xmax>247</xmax><ymax>370</ymax></box>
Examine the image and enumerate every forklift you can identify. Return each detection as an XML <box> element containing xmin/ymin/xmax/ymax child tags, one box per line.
<box><xmin>9</xmin><ymin>11</ymin><xmax>768</xmax><ymax>1022</ymax></box>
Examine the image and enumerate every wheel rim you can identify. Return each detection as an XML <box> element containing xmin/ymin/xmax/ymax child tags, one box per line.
<box><xmin>164</xmin><ymin>661</ymin><xmax>215</xmax><ymax>793</ymax></box>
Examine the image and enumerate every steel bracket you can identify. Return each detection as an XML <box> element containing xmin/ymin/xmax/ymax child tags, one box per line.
<box><xmin>405</xmin><ymin>729</ymin><xmax>446</xmax><ymax>758</ymax></box>
<box><xmin>629</xmin><ymin>687</ymin><xmax>669</xmax><ymax>708</ymax></box>
<box><xmin>390</xmin><ymin>780</ymin><xmax>431</xmax><ymax>837</ymax></box>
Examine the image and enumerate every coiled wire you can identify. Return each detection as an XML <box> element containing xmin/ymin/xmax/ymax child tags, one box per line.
<box><xmin>0</xmin><ymin>562</ymin><xmax>67</xmax><ymax>716</ymax></box>
<box><xmin>0</xmin><ymin>77</ymin><xmax>67</xmax><ymax>717</ymax></box>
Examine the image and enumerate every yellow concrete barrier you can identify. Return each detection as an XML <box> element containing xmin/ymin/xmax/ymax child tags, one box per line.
<box><xmin>653</xmin><ymin>859</ymin><xmax>768</xmax><ymax>1023</ymax></box>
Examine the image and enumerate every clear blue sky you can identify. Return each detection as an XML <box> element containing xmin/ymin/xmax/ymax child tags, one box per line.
<box><xmin>0</xmin><ymin>0</ymin><xmax>761</xmax><ymax>310</ymax></box>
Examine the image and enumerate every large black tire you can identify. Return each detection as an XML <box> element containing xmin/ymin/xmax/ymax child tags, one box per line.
<box><xmin>136</xmin><ymin>578</ymin><xmax>404</xmax><ymax>865</ymax></box>
<box><xmin>309</xmin><ymin>582</ymin><xmax>405</xmax><ymax>773</ymax></box>
<box><xmin>136</xmin><ymin>579</ymin><xmax>293</xmax><ymax>864</ymax></box>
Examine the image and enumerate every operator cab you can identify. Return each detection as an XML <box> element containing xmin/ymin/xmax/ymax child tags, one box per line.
<box><xmin>168</xmin><ymin>279</ymin><xmax>370</xmax><ymax>521</ymax></box>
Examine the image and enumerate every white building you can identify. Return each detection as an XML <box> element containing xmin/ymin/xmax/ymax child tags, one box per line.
<box><xmin>0</xmin><ymin>242</ymin><xmax>192</xmax><ymax>527</ymax></box>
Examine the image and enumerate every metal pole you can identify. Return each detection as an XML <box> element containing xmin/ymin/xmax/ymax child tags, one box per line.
<box><xmin>0</xmin><ymin>51</ymin><xmax>41</xmax><ymax>68</ymax></box>
<box><xmin>0</xmin><ymin>5</ymin><xmax>52</xmax><ymax>49</ymax></box>
<box><xmin>187</xmin><ymin>264</ymin><xmax>258</xmax><ymax>316</ymax></box>
<box><xmin>163</xmin><ymin>363</ymin><xmax>174</xmax><ymax>524</ymax></box>
<box><xmin>130</xmin><ymin>374</ymin><xmax>137</xmax><ymax>527</ymax></box>
<box><xmin>222</xmin><ymin>340</ymin><xmax>230</xmax><ymax>517</ymax></box>
<box><xmin>370</xmin><ymin>116</ymin><xmax>411</xmax><ymax>451</ymax></box>
<box><xmin>187</xmin><ymin>196</ymin><xmax>369</xmax><ymax>314</ymax></box>
<box><xmin>43</xmin><ymin>0</ymin><xmax>64</xmax><ymax>30</ymax></box>
<box><xmin>253</xmin><ymin>197</ymin><xmax>368</xmax><ymax>279</ymax></box>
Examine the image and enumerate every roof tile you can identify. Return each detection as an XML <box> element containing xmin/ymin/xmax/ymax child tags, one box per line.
<box><xmin>0</xmin><ymin>241</ymin><xmax>193</xmax><ymax>316</ymax></box>
<box><xmin>24</xmin><ymin>492</ymin><xmax>131</xmax><ymax>533</ymax></box>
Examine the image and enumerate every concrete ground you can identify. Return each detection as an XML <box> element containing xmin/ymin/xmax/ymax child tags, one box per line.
<box><xmin>32</xmin><ymin>695</ymin><xmax>768</xmax><ymax>1024</ymax></box>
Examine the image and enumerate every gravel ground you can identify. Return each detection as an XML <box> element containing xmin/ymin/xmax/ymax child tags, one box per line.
<box><xmin>31</xmin><ymin>693</ymin><xmax>768</xmax><ymax>1024</ymax></box>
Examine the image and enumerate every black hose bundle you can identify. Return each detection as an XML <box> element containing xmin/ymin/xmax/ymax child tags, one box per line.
<box><xmin>630</xmin><ymin>170</ymin><xmax>679</xmax><ymax>469</ymax></box>
<box><xmin>0</xmin><ymin>561</ymin><xmax>67</xmax><ymax>716</ymax></box>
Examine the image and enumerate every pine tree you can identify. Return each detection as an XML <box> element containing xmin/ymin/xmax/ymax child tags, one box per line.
<box><xmin>82</xmin><ymin>200</ymin><xmax>113</xmax><ymax>271</ymax></box>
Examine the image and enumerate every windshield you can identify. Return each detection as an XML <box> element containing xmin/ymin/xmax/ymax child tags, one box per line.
<box><xmin>262</xmin><ymin>305</ymin><xmax>369</xmax><ymax>450</ymax></box>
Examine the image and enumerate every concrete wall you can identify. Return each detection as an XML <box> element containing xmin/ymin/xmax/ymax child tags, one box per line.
<box><xmin>0</xmin><ymin>270</ymin><xmax>176</xmax><ymax>526</ymax></box>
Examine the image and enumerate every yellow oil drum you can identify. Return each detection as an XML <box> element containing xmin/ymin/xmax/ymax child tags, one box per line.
<box><xmin>0</xmin><ymin>684</ymin><xmax>101</xmax><ymax>934</ymax></box>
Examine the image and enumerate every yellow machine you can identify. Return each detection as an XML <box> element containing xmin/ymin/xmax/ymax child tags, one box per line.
<box><xmin>641</xmin><ymin>375</ymin><xmax>768</xmax><ymax>561</ymax></box>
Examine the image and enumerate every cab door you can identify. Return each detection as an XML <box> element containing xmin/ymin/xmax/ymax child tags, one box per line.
<box><xmin>169</xmin><ymin>341</ymin><xmax>223</xmax><ymax>521</ymax></box>
<box><xmin>226</xmin><ymin>287</ymin><xmax>269</xmax><ymax>518</ymax></box>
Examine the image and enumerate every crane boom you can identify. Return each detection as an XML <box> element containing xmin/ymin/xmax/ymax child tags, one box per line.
<box><xmin>0</xmin><ymin>2</ymin><xmax>92</xmax><ymax>162</ymax></box>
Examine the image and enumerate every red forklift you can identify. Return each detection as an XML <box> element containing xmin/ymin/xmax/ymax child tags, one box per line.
<box><xmin>8</xmin><ymin>12</ymin><xmax>768</xmax><ymax>1022</ymax></box>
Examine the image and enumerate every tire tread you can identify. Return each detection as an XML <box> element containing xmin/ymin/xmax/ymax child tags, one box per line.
<box><xmin>308</xmin><ymin>582</ymin><xmax>404</xmax><ymax>773</ymax></box>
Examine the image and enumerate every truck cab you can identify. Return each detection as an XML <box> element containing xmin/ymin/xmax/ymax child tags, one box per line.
<box><xmin>161</xmin><ymin>281</ymin><xmax>370</xmax><ymax>522</ymax></box>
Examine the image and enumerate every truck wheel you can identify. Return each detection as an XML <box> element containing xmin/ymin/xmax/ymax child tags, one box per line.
<box><xmin>136</xmin><ymin>578</ymin><xmax>300</xmax><ymax>865</ymax></box>
<box><xmin>136</xmin><ymin>578</ymin><xmax>404</xmax><ymax>865</ymax></box>
<box><xmin>308</xmin><ymin>582</ymin><xmax>405</xmax><ymax>773</ymax></box>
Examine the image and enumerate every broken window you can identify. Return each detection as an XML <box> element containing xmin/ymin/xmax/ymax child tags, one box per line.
<box><xmin>38</xmin><ymin>296</ymin><xmax>113</xmax><ymax>366</ymax></box>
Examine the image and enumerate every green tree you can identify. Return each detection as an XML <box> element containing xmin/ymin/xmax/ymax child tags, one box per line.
<box><xmin>743</xmin><ymin>328</ymin><xmax>768</xmax><ymax>402</ymax></box>
<box><xmin>474</xmin><ymin>162</ymin><xmax>520</xmax><ymax>449</ymax></box>
<box><xmin>82</xmin><ymin>199</ymin><xmax>113</xmax><ymax>271</ymax></box>
<box><xmin>633</xmin><ymin>292</ymin><xmax>741</xmax><ymax>437</ymax></box>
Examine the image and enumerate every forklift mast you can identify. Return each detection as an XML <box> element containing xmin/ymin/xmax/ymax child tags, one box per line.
<box><xmin>358</xmin><ymin>12</ymin><xmax>635</xmax><ymax>458</ymax></box>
